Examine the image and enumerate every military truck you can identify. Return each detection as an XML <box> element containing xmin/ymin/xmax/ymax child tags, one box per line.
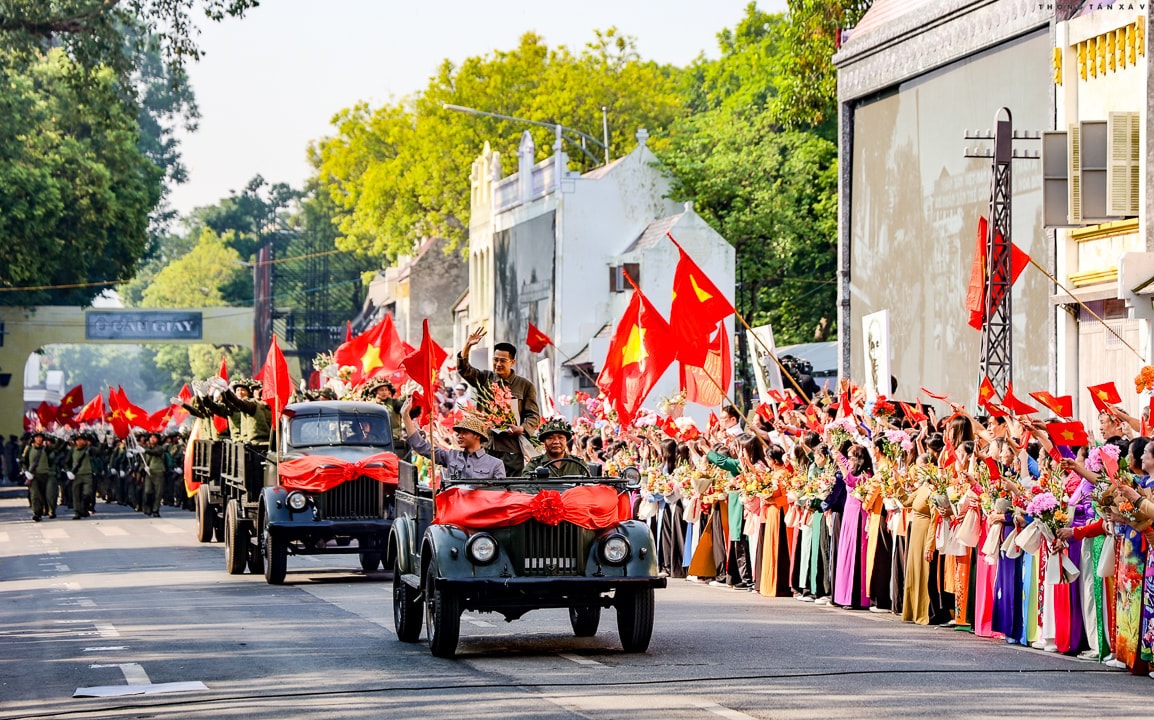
<box><xmin>390</xmin><ymin>461</ymin><xmax>666</xmax><ymax>658</ymax></box>
<box><xmin>196</xmin><ymin>400</ymin><xmax>401</xmax><ymax>584</ymax></box>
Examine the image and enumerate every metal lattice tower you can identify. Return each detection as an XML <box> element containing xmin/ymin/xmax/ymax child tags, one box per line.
<box><xmin>964</xmin><ymin>108</ymin><xmax>1039</xmax><ymax>396</ymax></box>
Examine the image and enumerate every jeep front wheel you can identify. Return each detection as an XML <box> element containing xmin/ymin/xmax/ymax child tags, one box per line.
<box><xmin>359</xmin><ymin>552</ymin><xmax>381</xmax><ymax>573</ymax></box>
<box><xmin>615</xmin><ymin>587</ymin><xmax>654</xmax><ymax>652</ymax></box>
<box><xmin>424</xmin><ymin>560</ymin><xmax>460</xmax><ymax>658</ymax></box>
<box><xmin>393</xmin><ymin>555</ymin><xmax>422</xmax><ymax>643</ymax></box>
<box><xmin>569</xmin><ymin>605</ymin><xmax>601</xmax><ymax>637</ymax></box>
<box><xmin>263</xmin><ymin>515</ymin><xmax>287</xmax><ymax>585</ymax></box>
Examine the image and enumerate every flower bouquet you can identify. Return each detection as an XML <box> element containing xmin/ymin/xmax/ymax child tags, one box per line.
<box><xmin>1135</xmin><ymin>365</ymin><xmax>1154</xmax><ymax>394</ymax></box>
<box><xmin>657</xmin><ymin>390</ymin><xmax>687</xmax><ymax>418</ymax></box>
<box><xmin>825</xmin><ymin>416</ymin><xmax>857</xmax><ymax>448</ymax></box>
<box><xmin>878</xmin><ymin>429</ymin><xmax>913</xmax><ymax>463</ymax></box>
<box><xmin>872</xmin><ymin>395</ymin><xmax>896</xmax><ymax>419</ymax></box>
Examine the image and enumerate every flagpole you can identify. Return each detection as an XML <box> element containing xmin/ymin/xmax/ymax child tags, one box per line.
<box><xmin>1026</xmin><ymin>257</ymin><xmax>1144</xmax><ymax>361</ymax></box>
<box><xmin>427</xmin><ymin>371</ymin><xmax>438</xmax><ymax>517</ymax></box>
<box><xmin>732</xmin><ymin>309</ymin><xmax>813</xmax><ymax>404</ymax></box>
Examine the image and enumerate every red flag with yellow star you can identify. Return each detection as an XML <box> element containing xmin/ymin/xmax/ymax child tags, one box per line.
<box><xmin>597</xmin><ymin>287</ymin><xmax>676</xmax><ymax>425</ymax></box>
<box><xmin>1001</xmin><ymin>384</ymin><xmax>1039</xmax><ymax>415</ymax></box>
<box><xmin>1028</xmin><ymin>390</ymin><xmax>1073</xmax><ymax>418</ymax></box>
<box><xmin>680</xmin><ymin>322</ymin><xmax>731</xmax><ymax>407</ymax></box>
<box><xmin>668</xmin><ymin>233</ymin><xmax>734</xmax><ymax>367</ymax></box>
<box><xmin>1086</xmin><ymin>382</ymin><xmax>1121</xmax><ymax>412</ymax></box>
<box><xmin>1045</xmin><ymin>420</ymin><xmax>1089</xmax><ymax>448</ymax></box>
<box><xmin>977</xmin><ymin>376</ymin><xmax>999</xmax><ymax>408</ymax></box>
<box><xmin>259</xmin><ymin>335</ymin><xmax>293</xmax><ymax>426</ymax></box>
<box><xmin>334</xmin><ymin>315</ymin><xmax>405</xmax><ymax>385</ymax></box>
<box><xmin>526</xmin><ymin>322</ymin><xmax>553</xmax><ymax>353</ymax></box>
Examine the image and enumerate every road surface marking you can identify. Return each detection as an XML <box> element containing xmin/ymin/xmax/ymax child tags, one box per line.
<box><xmin>692</xmin><ymin>701</ymin><xmax>759</xmax><ymax>720</ymax></box>
<box><xmin>42</xmin><ymin>528</ymin><xmax>68</xmax><ymax>539</ymax></box>
<box><xmin>53</xmin><ymin>564</ymin><xmax>71</xmax><ymax>572</ymax></box>
<box><xmin>0</xmin><ymin>531</ymin><xmax>8</xmax><ymax>542</ymax></box>
<box><xmin>96</xmin><ymin>526</ymin><xmax>128</xmax><ymax>537</ymax></box>
<box><xmin>59</xmin><ymin>598</ymin><xmax>97</xmax><ymax>608</ymax></box>
<box><xmin>467</xmin><ymin>619</ymin><xmax>495</xmax><ymax>627</ymax></box>
<box><xmin>152</xmin><ymin>523</ymin><xmax>184</xmax><ymax>535</ymax></box>
<box><xmin>558</xmin><ymin>653</ymin><xmax>604</xmax><ymax>666</ymax></box>
<box><xmin>95</xmin><ymin>623</ymin><xmax>121</xmax><ymax>638</ymax></box>
<box><xmin>90</xmin><ymin>663</ymin><xmax>151</xmax><ymax>685</ymax></box>
<box><xmin>83</xmin><ymin>647</ymin><xmax>127</xmax><ymax>652</ymax></box>
<box><xmin>50</xmin><ymin>582</ymin><xmax>82</xmax><ymax>591</ymax></box>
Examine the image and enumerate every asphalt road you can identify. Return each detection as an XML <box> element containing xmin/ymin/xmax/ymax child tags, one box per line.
<box><xmin>1</xmin><ymin>484</ymin><xmax>1150</xmax><ymax>720</ymax></box>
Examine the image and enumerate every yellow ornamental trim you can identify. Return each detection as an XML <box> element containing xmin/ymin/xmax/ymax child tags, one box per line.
<box><xmin>1053</xmin><ymin>46</ymin><xmax>1063</xmax><ymax>85</ymax></box>
<box><xmin>1070</xmin><ymin>218</ymin><xmax>1140</xmax><ymax>243</ymax></box>
<box><xmin>1069</xmin><ymin>268</ymin><xmax>1118</xmax><ymax>287</ymax></box>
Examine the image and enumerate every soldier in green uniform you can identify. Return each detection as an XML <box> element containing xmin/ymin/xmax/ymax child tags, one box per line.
<box><xmin>21</xmin><ymin>431</ymin><xmax>53</xmax><ymax>521</ymax></box>
<box><xmin>142</xmin><ymin>432</ymin><xmax>168</xmax><ymax>517</ymax></box>
<box><xmin>524</xmin><ymin>418</ymin><xmax>588</xmax><ymax>477</ymax></box>
<box><xmin>68</xmin><ymin>432</ymin><xmax>96</xmax><ymax>519</ymax></box>
<box><xmin>220</xmin><ymin>378</ymin><xmax>270</xmax><ymax>450</ymax></box>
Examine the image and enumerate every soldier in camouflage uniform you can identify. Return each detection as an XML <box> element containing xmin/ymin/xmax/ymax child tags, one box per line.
<box><xmin>219</xmin><ymin>378</ymin><xmax>270</xmax><ymax>450</ymax></box>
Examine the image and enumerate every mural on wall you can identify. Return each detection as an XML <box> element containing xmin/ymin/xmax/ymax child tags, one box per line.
<box><xmin>849</xmin><ymin>30</ymin><xmax>1051</xmax><ymax>405</ymax></box>
<box><xmin>492</xmin><ymin>211</ymin><xmax>557</xmax><ymax>360</ymax></box>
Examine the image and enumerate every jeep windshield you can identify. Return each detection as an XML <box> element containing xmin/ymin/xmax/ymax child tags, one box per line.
<box><xmin>288</xmin><ymin>413</ymin><xmax>391</xmax><ymax>448</ymax></box>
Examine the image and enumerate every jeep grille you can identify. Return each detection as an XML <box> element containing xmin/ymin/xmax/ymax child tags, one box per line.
<box><xmin>319</xmin><ymin>476</ymin><xmax>390</xmax><ymax>520</ymax></box>
<box><xmin>522</xmin><ymin>520</ymin><xmax>582</xmax><ymax>576</ymax></box>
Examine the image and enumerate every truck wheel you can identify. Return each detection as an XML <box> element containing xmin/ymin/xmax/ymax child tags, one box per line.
<box><xmin>616</xmin><ymin>587</ymin><xmax>654</xmax><ymax>652</ymax></box>
<box><xmin>195</xmin><ymin>486</ymin><xmax>215</xmax><ymax>543</ymax></box>
<box><xmin>393</xmin><ymin>555</ymin><xmax>422</xmax><ymax>643</ymax></box>
<box><xmin>569</xmin><ymin>605</ymin><xmax>601</xmax><ymax>637</ymax></box>
<box><xmin>424</xmin><ymin>560</ymin><xmax>460</xmax><ymax>658</ymax></box>
<box><xmin>359</xmin><ymin>552</ymin><xmax>381</xmax><ymax>573</ymax></box>
<box><xmin>247</xmin><ymin>523</ymin><xmax>265</xmax><ymax>575</ymax></box>
<box><xmin>263</xmin><ymin>517</ymin><xmax>287</xmax><ymax>585</ymax></box>
<box><xmin>224</xmin><ymin>500</ymin><xmax>248</xmax><ymax>575</ymax></box>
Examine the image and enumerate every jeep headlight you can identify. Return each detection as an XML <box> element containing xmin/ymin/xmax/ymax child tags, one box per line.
<box><xmin>599</xmin><ymin>534</ymin><xmax>631</xmax><ymax>565</ymax></box>
<box><xmin>286</xmin><ymin>491</ymin><xmax>308</xmax><ymax>511</ymax></box>
<box><xmin>466</xmin><ymin>533</ymin><xmax>498</xmax><ymax>565</ymax></box>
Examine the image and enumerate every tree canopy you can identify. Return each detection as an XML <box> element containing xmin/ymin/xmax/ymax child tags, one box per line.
<box><xmin>311</xmin><ymin>29</ymin><xmax>685</xmax><ymax>263</ymax></box>
<box><xmin>0</xmin><ymin>49</ymin><xmax>162</xmax><ymax>306</ymax></box>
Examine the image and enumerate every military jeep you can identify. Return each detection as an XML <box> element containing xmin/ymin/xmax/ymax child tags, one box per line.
<box><xmin>390</xmin><ymin>462</ymin><xmax>666</xmax><ymax>658</ymax></box>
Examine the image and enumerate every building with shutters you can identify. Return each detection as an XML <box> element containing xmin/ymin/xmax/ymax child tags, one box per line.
<box><xmin>833</xmin><ymin>1</ymin><xmax>1148</xmax><ymax>430</ymax></box>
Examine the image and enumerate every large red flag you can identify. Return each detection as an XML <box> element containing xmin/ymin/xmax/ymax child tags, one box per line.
<box><xmin>1029</xmin><ymin>390</ymin><xmax>1073</xmax><ymax>418</ymax></box>
<box><xmin>402</xmin><ymin>319</ymin><xmax>448</xmax><ymax>409</ymax></box>
<box><xmin>259</xmin><ymin>335</ymin><xmax>293</xmax><ymax>426</ymax></box>
<box><xmin>967</xmin><ymin>216</ymin><xmax>1030</xmax><ymax>330</ymax></box>
<box><xmin>74</xmin><ymin>394</ymin><xmax>106</xmax><ymax>424</ymax></box>
<box><xmin>526</xmin><ymin>322</ymin><xmax>553</xmax><ymax>353</ymax></box>
<box><xmin>334</xmin><ymin>314</ymin><xmax>405</xmax><ymax>384</ymax></box>
<box><xmin>596</xmin><ymin>287</ymin><xmax>676</xmax><ymax>425</ymax></box>
<box><xmin>680</xmin><ymin>322</ymin><xmax>731</xmax><ymax>407</ymax></box>
<box><xmin>145</xmin><ymin>407</ymin><xmax>173</xmax><ymax>434</ymax></box>
<box><xmin>668</xmin><ymin>233</ymin><xmax>735</xmax><ymax>367</ymax></box>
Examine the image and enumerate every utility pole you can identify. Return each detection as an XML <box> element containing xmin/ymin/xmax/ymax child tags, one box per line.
<box><xmin>963</xmin><ymin>108</ymin><xmax>1039</xmax><ymax>396</ymax></box>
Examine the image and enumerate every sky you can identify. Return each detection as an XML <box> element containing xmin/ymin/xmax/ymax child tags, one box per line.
<box><xmin>168</xmin><ymin>0</ymin><xmax>788</xmax><ymax>216</ymax></box>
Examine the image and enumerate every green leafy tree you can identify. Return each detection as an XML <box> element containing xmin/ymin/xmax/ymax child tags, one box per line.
<box><xmin>312</xmin><ymin>29</ymin><xmax>685</xmax><ymax>263</ymax></box>
<box><xmin>661</xmin><ymin>3</ymin><xmax>839</xmax><ymax>345</ymax></box>
<box><xmin>0</xmin><ymin>49</ymin><xmax>162</xmax><ymax>306</ymax></box>
<box><xmin>139</xmin><ymin>227</ymin><xmax>244</xmax><ymax>307</ymax></box>
<box><xmin>0</xmin><ymin>0</ymin><xmax>257</xmax><ymax>88</ymax></box>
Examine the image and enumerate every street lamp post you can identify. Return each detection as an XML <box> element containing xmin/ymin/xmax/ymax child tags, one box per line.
<box><xmin>442</xmin><ymin>104</ymin><xmax>610</xmax><ymax>166</ymax></box>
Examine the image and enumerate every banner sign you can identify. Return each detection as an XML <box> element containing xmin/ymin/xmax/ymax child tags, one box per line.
<box><xmin>86</xmin><ymin>311</ymin><xmax>204</xmax><ymax>341</ymax></box>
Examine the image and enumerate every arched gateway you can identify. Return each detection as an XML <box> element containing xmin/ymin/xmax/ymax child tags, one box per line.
<box><xmin>0</xmin><ymin>306</ymin><xmax>255</xmax><ymax>437</ymax></box>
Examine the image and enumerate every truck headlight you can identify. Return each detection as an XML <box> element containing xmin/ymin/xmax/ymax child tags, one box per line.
<box><xmin>466</xmin><ymin>533</ymin><xmax>498</xmax><ymax>565</ymax></box>
<box><xmin>599</xmin><ymin>534</ymin><xmax>631</xmax><ymax>565</ymax></box>
<box><xmin>286</xmin><ymin>492</ymin><xmax>308</xmax><ymax>511</ymax></box>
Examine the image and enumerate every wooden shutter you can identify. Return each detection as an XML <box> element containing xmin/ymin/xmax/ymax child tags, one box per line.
<box><xmin>1107</xmin><ymin>111</ymin><xmax>1140</xmax><ymax>217</ymax></box>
